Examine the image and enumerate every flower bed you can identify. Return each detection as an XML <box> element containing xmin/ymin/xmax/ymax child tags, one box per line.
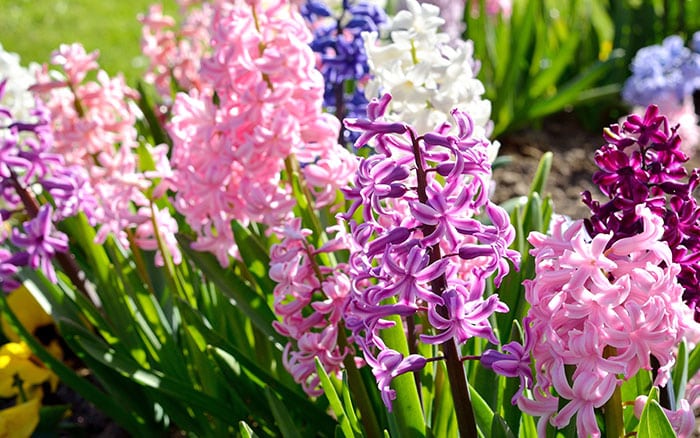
<box><xmin>1</xmin><ymin>1</ymin><xmax>700</xmax><ymax>437</ymax></box>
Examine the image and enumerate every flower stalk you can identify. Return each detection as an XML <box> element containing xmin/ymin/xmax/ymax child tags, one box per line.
<box><xmin>10</xmin><ymin>172</ymin><xmax>90</xmax><ymax>300</ymax></box>
<box><xmin>603</xmin><ymin>346</ymin><xmax>624</xmax><ymax>438</ymax></box>
<box><xmin>412</xmin><ymin>131</ymin><xmax>477</xmax><ymax>436</ymax></box>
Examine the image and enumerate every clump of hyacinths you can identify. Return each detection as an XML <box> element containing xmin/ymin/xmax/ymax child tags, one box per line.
<box><xmin>301</xmin><ymin>0</ymin><xmax>387</xmax><ymax>145</ymax></box>
<box><xmin>0</xmin><ymin>77</ymin><xmax>95</xmax><ymax>292</ymax></box>
<box><xmin>341</xmin><ymin>93</ymin><xmax>519</xmax><ymax>435</ymax></box>
<box><xmin>481</xmin><ymin>106</ymin><xmax>700</xmax><ymax>437</ymax></box>
<box><xmin>622</xmin><ymin>32</ymin><xmax>700</xmax><ymax>153</ymax></box>
<box><xmin>31</xmin><ymin>43</ymin><xmax>180</xmax><ymax>267</ymax></box>
<box><xmin>167</xmin><ymin>0</ymin><xmax>357</xmax><ymax>266</ymax></box>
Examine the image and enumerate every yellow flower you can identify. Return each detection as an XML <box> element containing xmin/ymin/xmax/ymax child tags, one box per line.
<box><xmin>3</xmin><ymin>286</ymin><xmax>54</xmax><ymax>336</ymax></box>
<box><xmin>0</xmin><ymin>342</ymin><xmax>51</xmax><ymax>399</ymax></box>
<box><xmin>3</xmin><ymin>286</ymin><xmax>63</xmax><ymax>361</ymax></box>
<box><xmin>0</xmin><ymin>397</ymin><xmax>41</xmax><ymax>438</ymax></box>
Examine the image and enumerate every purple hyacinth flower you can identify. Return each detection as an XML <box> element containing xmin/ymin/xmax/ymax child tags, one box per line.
<box><xmin>481</xmin><ymin>317</ymin><xmax>536</xmax><ymax>404</ymax></box>
<box><xmin>11</xmin><ymin>204</ymin><xmax>68</xmax><ymax>282</ymax></box>
<box><xmin>583</xmin><ymin>105</ymin><xmax>700</xmax><ymax>319</ymax></box>
<box><xmin>0</xmin><ymin>249</ymin><xmax>28</xmax><ymax>292</ymax></box>
<box><xmin>366</xmin><ymin>349</ymin><xmax>427</xmax><ymax>409</ymax></box>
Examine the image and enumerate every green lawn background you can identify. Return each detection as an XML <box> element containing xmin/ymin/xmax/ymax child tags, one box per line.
<box><xmin>0</xmin><ymin>0</ymin><xmax>177</xmax><ymax>84</ymax></box>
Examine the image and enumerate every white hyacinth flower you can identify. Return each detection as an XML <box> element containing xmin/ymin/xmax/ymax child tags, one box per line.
<box><xmin>363</xmin><ymin>0</ymin><xmax>495</xmax><ymax>160</ymax></box>
<box><xmin>0</xmin><ymin>44</ymin><xmax>39</xmax><ymax>120</ymax></box>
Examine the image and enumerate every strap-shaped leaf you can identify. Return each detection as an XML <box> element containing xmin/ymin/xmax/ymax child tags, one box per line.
<box><xmin>178</xmin><ymin>235</ymin><xmax>284</xmax><ymax>344</ymax></box>
<box><xmin>637</xmin><ymin>397</ymin><xmax>675</xmax><ymax>438</ymax></box>
<box><xmin>59</xmin><ymin>319</ymin><xmax>235</xmax><ymax>424</ymax></box>
<box><xmin>316</xmin><ymin>358</ymin><xmax>356</xmax><ymax>438</ymax></box>
<box><xmin>0</xmin><ymin>292</ymin><xmax>154</xmax><ymax>436</ymax></box>
<box><xmin>265</xmin><ymin>387</ymin><xmax>304</xmax><ymax>438</ymax></box>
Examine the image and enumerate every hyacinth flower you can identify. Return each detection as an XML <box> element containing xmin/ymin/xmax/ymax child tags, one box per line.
<box><xmin>581</xmin><ymin>105</ymin><xmax>700</xmax><ymax>319</ymax></box>
<box><xmin>269</xmin><ymin>219</ymin><xmax>350</xmax><ymax>396</ymax></box>
<box><xmin>300</xmin><ymin>0</ymin><xmax>387</xmax><ymax>145</ymax></box>
<box><xmin>31</xmin><ymin>43</ymin><xmax>181</xmax><ymax>267</ymax></box>
<box><xmin>363</xmin><ymin>0</ymin><xmax>495</xmax><ymax>149</ymax></box>
<box><xmin>522</xmin><ymin>208</ymin><xmax>691</xmax><ymax>437</ymax></box>
<box><xmin>168</xmin><ymin>0</ymin><xmax>357</xmax><ymax>266</ymax></box>
<box><xmin>481</xmin><ymin>107</ymin><xmax>699</xmax><ymax>437</ymax></box>
<box><xmin>0</xmin><ymin>75</ymin><xmax>97</xmax><ymax>292</ymax></box>
<box><xmin>0</xmin><ymin>44</ymin><xmax>39</xmax><ymax>120</ymax></box>
<box><xmin>341</xmin><ymin>93</ymin><xmax>519</xmax><ymax>436</ymax></box>
<box><xmin>622</xmin><ymin>32</ymin><xmax>700</xmax><ymax>154</ymax></box>
<box><xmin>138</xmin><ymin>1</ymin><xmax>213</xmax><ymax>99</ymax></box>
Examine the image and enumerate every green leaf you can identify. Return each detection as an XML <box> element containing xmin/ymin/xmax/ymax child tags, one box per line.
<box><xmin>621</xmin><ymin>370</ymin><xmax>652</xmax><ymax>432</ymax></box>
<box><xmin>35</xmin><ymin>404</ymin><xmax>72</xmax><ymax>434</ymax></box>
<box><xmin>316</xmin><ymin>359</ymin><xmax>355</xmax><ymax>438</ymax></box>
<box><xmin>265</xmin><ymin>387</ymin><xmax>304</xmax><ymax>438</ymax></box>
<box><xmin>491</xmin><ymin>155</ymin><xmax>513</xmax><ymax>170</ymax></box>
<box><xmin>339</xmin><ymin>373</ymin><xmax>364</xmax><ymax>437</ymax></box>
<box><xmin>686</xmin><ymin>340</ymin><xmax>700</xmax><ymax>380</ymax></box>
<box><xmin>527</xmin><ymin>152</ymin><xmax>552</xmax><ymax>198</ymax></box>
<box><xmin>673</xmin><ymin>339</ymin><xmax>688</xmax><ymax>405</ymax></box>
<box><xmin>231</xmin><ymin>222</ymin><xmax>276</xmax><ymax>294</ymax></box>
<box><xmin>197</xmin><ymin>319</ymin><xmax>321</xmax><ymax>410</ymax></box>
<box><xmin>59</xmin><ymin>319</ymin><xmax>235</xmax><ymax>424</ymax></box>
<box><xmin>135</xmin><ymin>80</ymin><xmax>170</xmax><ymax>146</ymax></box>
<box><xmin>518</xmin><ymin>411</ymin><xmax>538</xmax><ymax>438</ymax></box>
<box><xmin>468</xmin><ymin>382</ymin><xmax>494</xmax><ymax>437</ymax></box>
<box><xmin>527</xmin><ymin>32</ymin><xmax>580</xmax><ymax>99</ymax></box>
<box><xmin>492</xmin><ymin>0</ymin><xmax>538</xmax><ymax>135</ymax></box>
<box><xmin>491</xmin><ymin>413</ymin><xmax>516</xmax><ymax>438</ymax></box>
<box><xmin>429</xmin><ymin>361</ymin><xmax>456</xmax><ymax>438</ymax></box>
<box><xmin>526</xmin><ymin>52</ymin><xmax>623</xmax><ymax>121</ymax></box>
<box><xmin>178</xmin><ymin>236</ymin><xmax>285</xmax><ymax>344</ymax></box>
<box><xmin>0</xmin><ymin>292</ymin><xmax>154</xmax><ymax>436</ymax></box>
<box><xmin>381</xmin><ymin>313</ymin><xmax>425</xmax><ymax>437</ymax></box>
<box><xmin>209</xmin><ymin>346</ymin><xmax>336</xmax><ymax>435</ymax></box>
<box><xmin>240</xmin><ymin>421</ymin><xmax>260</xmax><ymax>438</ymax></box>
<box><xmin>637</xmin><ymin>398</ymin><xmax>675</xmax><ymax>438</ymax></box>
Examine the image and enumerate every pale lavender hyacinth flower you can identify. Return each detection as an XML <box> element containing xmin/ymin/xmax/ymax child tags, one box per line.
<box><xmin>0</xmin><ymin>75</ymin><xmax>96</xmax><ymax>289</ymax></box>
<box><xmin>10</xmin><ymin>204</ymin><xmax>69</xmax><ymax>283</ymax></box>
<box><xmin>342</xmin><ymin>93</ymin><xmax>519</xmax><ymax>408</ymax></box>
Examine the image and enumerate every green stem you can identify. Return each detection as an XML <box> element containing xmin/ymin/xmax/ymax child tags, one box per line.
<box><xmin>383</xmin><ymin>312</ymin><xmax>426</xmax><ymax>437</ymax></box>
<box><xmin>12</xmin><ymin>373</ymin><xmax>27</xmax><ymax>402</ymax></box>
<box><xmin>603</xmin><ymin>346</ymin><xmax>624</xmax><ymax>438</ymax></box>
<box><xmin>339</xmin><ymin>328</ymin><xmax>383</xmax><ymax>438</ymax></box>
<box><xmin>148</xmin><ymin>201</ymin><xmax>188</xmax><ymax>303</ymax></box>
<box><xmin>284</xmin><ymin>155</ymin><xmax>325</xmax><ymax>238</ymax></box>
<box><xmin>126</xmin><ymin>228</ymin><xmax>156</xmax><ymax>295</ymax></box>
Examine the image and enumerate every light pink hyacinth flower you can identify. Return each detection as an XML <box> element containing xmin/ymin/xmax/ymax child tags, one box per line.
<box><xmin>516</xmin><ymin>205</ymin><xmax>693</xmax><ymax>437</ymax></box>
<box><xmin>33</xmin><ymin>43</ymin><xmax>181</xmax><ymax>266</ymax></box>
<box><xmin>269</xmin><ymin>219</ymin><xmax>353</xmax><ymax>396</ymax></box>
<box><xmin>168</xmin><ymin>0</ymin><xmax>357</xmax><ymax>266</ymax></box>
<box><xmin>139</xmin><ymin>2</ymin><xmax>213</xmax><ymax>97</ymax></box>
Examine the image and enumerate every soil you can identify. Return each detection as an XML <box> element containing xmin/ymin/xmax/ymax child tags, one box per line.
<box><xmin>493</xmin><ymin>110</ymin><xmax>700</xmax><ymax>219</ymax></box>
<box><xmin>492</xmin><ymin>111</ymin><xmax>605</xmax><ymax>219</ymax></box>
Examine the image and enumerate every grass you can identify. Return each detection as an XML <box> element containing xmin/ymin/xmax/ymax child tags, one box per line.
<box><xmin>0</xmin><ymin>0</ymin><xmax>177</xmax><ymax>85</ymax></box>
